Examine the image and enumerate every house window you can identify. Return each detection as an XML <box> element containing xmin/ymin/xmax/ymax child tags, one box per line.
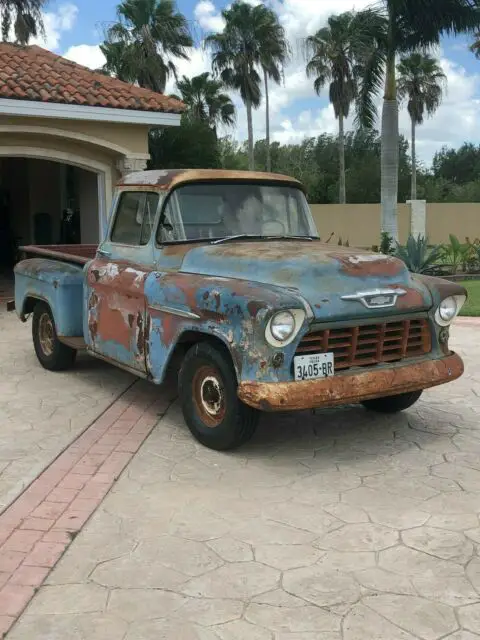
<box><xmin>111</xmin><ymin>191</ymin><xmax>159</xmax><ymax>246</ymax></box>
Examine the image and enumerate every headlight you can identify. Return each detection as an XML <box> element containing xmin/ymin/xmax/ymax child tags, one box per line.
<box><xmin>270</xmin><ymin>311</ymin><xmax>295</xmax><ymax>341</ymax></box>
<box><xmin>435</xmin><ymin>295</ymin><xmax>465</xmax><ymax>326</ymax></box>
<box><xmin>265</xmin><ymin>309</ymin><xmax>306</xmax><ymax>347</ymax></box>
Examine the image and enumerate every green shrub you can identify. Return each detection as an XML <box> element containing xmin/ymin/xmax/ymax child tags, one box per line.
<box><xmin>379</xmin><ymin>232</ymin><xmax>395</xmax><ymax>256</ymax></box>
<box><xmin>438</xmin><ymin>234</ymin><xmax>474</xmax><ymax>275</ymax></box>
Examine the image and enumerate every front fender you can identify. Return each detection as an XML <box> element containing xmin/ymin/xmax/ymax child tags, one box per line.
<box><xmin>14</xmin><ymin>258</ymin><xmax>85</xmax><ymax>336</ymax></box>
<box><xmin>413</xmin><ymin>274</ymin><xmax>468</xmax><ymax>307</ymax></box>
<box><xmin>144</xmin><ymin>271</ymin><xmax>308</xmax><ymax>383</ymax></box>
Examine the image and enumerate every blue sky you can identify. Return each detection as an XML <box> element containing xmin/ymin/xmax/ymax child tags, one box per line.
<box><xmin>37</xmin><ymin>0</ymin><xmax>480</xmax><ymax>166</ymax></box>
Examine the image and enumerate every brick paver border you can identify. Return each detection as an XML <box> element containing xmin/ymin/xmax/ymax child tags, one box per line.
<box><xmin>456</xmin><ymin>316</ymin><xmax>480</xmax><ymax>327</ymax></box>
<box><xmin>0</xmin><ymin>381</ymin><xmax>173</xmax><ymax>638</ymax></box>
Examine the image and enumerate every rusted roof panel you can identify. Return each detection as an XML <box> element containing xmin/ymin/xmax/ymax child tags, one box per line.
<box><xmin>117</xmin><ymin>169</ymin><xmax>304</xmax><ymax>190</ymax></box>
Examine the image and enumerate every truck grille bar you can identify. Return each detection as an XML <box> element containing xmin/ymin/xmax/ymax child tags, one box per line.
<box><xmin>296</xmin><ymin>318</ymin><xmax>431</xmax><ymax>370</ymax></box>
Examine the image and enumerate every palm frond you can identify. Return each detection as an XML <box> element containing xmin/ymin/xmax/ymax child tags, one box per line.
<box><xmin>355</xmin><ymin>43</ymin><xmax>386</xmax><ymax>129</ymax></box>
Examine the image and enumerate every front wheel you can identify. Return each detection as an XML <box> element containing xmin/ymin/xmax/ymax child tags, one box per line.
<box><xmin>32</xmin><ymin>302</ymin><xmax>77</xmax><ymax>371</ymax></box>
<box><xmin>178</xmin><ymin>342</ymin><xmax>259</xmax><ymax>450</ymax></box>
<box><xmin>362</xmin><ymin>390</ymin><xmax>423</xmax><ymax>414</ymax></box>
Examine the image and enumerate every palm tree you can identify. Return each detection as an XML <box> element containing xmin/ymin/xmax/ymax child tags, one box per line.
<box><xmin>470</xmin><ymin>30</ymin><xmax>480</xmax><ymax>56</ymax></box>
<box><xmin>257</xmin><ymin>8</ymin><xmax>290</xmax><ymax>173</ymax></box>
<box><xmin>397</xmin><ymin>53</ymin><xmax>446</xmax><ymax>200</ymax></box>
<box><xmin>354</xmin><ymin>0</ymin><xmax>480</xmax><ymax>241</ymax></box>
<box><xmin>175</xmin><ymin>72</ymin><xmax>235</xmax><ymax>133</ymax></box>
<box><xmin>205</xmin><ymin>1</ymin><xmax>265</xmax><ymax>171</ymax></box>
<box><xmin>101</xmin><ymin>0</ymin><xmax>192</xmax><ymax>93</ymax></box>
<box><xmin>99</xmin><ymin>40</ymin><xmax>134</xmax><ymax>83</ymax></box>
<box><xmin>0</xmin><ymin>0</ymin><xmax>46</xmax><ymax>44</ymax></box>
<box><xmin>306</xmin><ymin>12</ymin><xmax>359</xmax><ymax>204</ymax></box>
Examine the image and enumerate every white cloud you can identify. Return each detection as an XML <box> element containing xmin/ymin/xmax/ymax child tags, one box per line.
<box><xmin>399</xmin><ymin>56</ymin><xmax>480</xmax><ymax>162</ymax></box>
<box><xmin>63</xmin><ymin>44</ymin><xmax>106</xmax><ymax>70</ymax></box>
<box><xmin>32</xmin><ymin>3</ymin><xmax>78</xmax><ymax>51</ymax></box>
<box><xmin>194</xmin><ymin>0</ymin><xmax>225</xmax><ymax>33</ymax></box>
<box><xmin>165</xmin><ymin>47</ymin><xmax>213</xmax><ymax>95</ymax></box>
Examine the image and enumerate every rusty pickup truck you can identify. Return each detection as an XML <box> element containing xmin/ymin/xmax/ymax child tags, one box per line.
<box><xmin>12</xmin><ymin>169</ymin><xmax>466</xmax><ymax>450</ymax></box>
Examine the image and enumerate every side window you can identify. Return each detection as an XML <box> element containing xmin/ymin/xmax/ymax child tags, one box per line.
<box><xmin>156</xmin><ymin>194</ymin><xmax>186</xmax><ymax>244</ymax></box>
<box><xmin>111</xmin><ymin>191</ymin><xmax>159</xmax><ymax>246</ymax></box>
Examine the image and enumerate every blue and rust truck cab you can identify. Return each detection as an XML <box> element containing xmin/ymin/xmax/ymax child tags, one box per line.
<box><xmin>12</xmin><ymin>169</ymin><xmax>467</xmax><ymax>450</ymax></box>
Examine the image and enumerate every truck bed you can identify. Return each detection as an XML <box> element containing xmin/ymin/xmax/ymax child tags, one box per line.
<box><xmin>19</xmin><ymin>244</ymin><xmax>98</xmax><ymax>266</ymax></box>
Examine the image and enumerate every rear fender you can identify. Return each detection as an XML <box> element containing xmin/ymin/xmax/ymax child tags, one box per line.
<box><xmin>14</xmin><ymin>258</ymin><xmax>85</xmax><ymax>336</ymax></box>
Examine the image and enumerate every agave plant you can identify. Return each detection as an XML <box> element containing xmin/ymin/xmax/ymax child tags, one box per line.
<box><xmin>395</xmin><ymin>235</ymin><xmax>443</xmax><ymax>274</ymax></box>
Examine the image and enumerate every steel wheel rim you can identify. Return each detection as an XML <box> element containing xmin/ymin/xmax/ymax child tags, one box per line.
<box><xmin>192</xmin><ymin>365</ymin><xmax>226</xmax><ymax>428</ymax></box>
<box><xmin>39</xmin><ymin>312</ymin><xmax>55</xmax><ymax>356</ymax></box>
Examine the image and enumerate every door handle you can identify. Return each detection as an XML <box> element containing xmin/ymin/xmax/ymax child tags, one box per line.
<box><xmin>97</xmin><ymin>248</ymin><xmax>111</xmax><ymax>258</ymax></box>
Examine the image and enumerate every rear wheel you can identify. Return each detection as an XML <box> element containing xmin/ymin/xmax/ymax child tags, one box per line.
<box><xmin>32</xmin><ymin>302</ymin><xmax>77</xmax><ymax>371</ymax></box>
<box><xmin>362</xmin><ymin>390</ymin><xmax>422</xmax><ymax>414</ymax></box>
<box><xmin>178</xmin><ymin>342</ymin><xmax>259</xmax><ymax>450</ymax></box>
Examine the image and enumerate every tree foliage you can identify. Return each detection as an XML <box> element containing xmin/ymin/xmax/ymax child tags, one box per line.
<box><xmin>101</xmin><ymin>0</ymin><xmax>192</xmax><ymax>92</ymax></box>
<box><xmin>306</xmin><ymin>12</ymin><xmax>360</xmax><ymax>203</ymax></box>
<box><xmin>175</xmin><ymin>73</ymin><xmax>235</xmax><ymax>131</ymax></box>
<box><xmin>149</xmin><ymin>115</ymin><xmax>220</xmax><ymax>170</ymax></box>
<box><xmin>353</xmin><ymin>0</ymin><xmax>480</xmax><ymax>240</ymax></box>
<box><xmin>0</xmin><ymin>0</ymin><xmax>46</xmax><ymax>44</ymax></box>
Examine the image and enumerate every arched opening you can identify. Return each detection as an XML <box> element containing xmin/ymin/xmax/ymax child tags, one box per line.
<box><xmin>0</xmin><ymin>147</ymin><xmax>111</xmax><ymax>300</ymax></box>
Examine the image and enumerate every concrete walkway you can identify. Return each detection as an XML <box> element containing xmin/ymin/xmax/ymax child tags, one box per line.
<box><xmin>2</xmin><ymin>322</ymin><xmax>479</xmax><ymax>639</ymax></box>
<box><xmin>0</xmin><ymin>312</ymin><xmax>132</xmax><ymax>511</ymax></box>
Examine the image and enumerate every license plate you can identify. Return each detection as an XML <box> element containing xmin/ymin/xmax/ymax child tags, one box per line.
<box><xmin>294</xmin><ymin>352</ymin><xmax>334</xmax><ymax>381</ymax></box>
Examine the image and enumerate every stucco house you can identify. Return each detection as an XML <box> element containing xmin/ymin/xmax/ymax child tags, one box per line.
<box><xmin>0</xmin><ymin>42</ymin><xmax>183</xmax><ymax>276</ymax></box>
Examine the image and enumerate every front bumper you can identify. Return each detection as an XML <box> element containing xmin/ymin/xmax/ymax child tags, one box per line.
<box><xmin>237</xmin><ymin>352</ymin><xmax>464</xmax><ymax>412</ymax></box>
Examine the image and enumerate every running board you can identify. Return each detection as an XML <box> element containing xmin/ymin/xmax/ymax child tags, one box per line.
<box><xmin>86</xmin><ymin>348</ymin><xmax>149</xmax><ymax>379</ymax></box>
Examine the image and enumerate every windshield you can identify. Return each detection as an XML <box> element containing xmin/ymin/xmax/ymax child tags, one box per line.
<box><xmin>156</xmin><ymin>182</ymin><xmax>318</xmax><ymax>243</ymax></box>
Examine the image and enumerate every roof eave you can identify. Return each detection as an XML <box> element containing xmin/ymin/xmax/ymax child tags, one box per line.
<box><xmin>0</xmin><ymin>98</ymin><xmax>182</xmax><ymax>126</ymax></box>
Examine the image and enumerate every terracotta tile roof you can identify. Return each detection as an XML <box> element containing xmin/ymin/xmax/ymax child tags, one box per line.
<box><xmin>0</xmin><ymin>42</ymin><xmax>185</xmax><ymax>114</ymax></box>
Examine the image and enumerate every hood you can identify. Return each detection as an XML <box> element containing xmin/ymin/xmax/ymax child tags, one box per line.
<box><xmin>178</xmin><ymin>240</ymin><xmax>433</xmax><ymax>322</ymax></box>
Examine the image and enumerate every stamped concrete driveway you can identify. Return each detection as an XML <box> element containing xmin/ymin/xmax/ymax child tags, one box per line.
<box><xmin>0</xmin><ymin>311</ymin><xmax>132</xmax><ymax>511</ymax></box>
<box><xmin>6</xmin><ymin>321</ymin><xmax>480</xmax><ymax>640</ymax></box>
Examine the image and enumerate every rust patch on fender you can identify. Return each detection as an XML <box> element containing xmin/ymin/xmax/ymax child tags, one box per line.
<box><xmin>394</xmin><ymin>286</ymin><xmax>426</xmax><ymax>310</ymax></box>
<box><xmin>247</xmin><ymin>300</ymin><xmax>266</xmax><ymax>317</ymax></box>
<box><xmin>416</xmin><ymin>275</ymin><xmax>468</xmax><ymax>299</ymax></box>
<box><xmin>238</xmin><ymin>353</ymin><xmax>464</xmax><ymax>412</ymax></box>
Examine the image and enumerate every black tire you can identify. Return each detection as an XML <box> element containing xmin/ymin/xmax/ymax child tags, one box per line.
<box><xmin>178</xmin><ymin>342</ymin><xmax>259</xmax><ymax>451</ymax></box>
<box><xmin>362</xmin><ymin>390</ymin><xmax>422</xmax><ymax>414</ymax></box>
<box><xmin>32</xmin><ymin>301</ymin><xmax>77</xmax><ymax>371</ymax></box>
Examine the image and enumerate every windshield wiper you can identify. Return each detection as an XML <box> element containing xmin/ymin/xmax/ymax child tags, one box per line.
<box><xmin>211</xmin><ymin>234</ymin><xmax>265</xmax><ymax>244</ymax></box>
<box><xmin>212</xmin><ymin>234</ymin><xmax>317</xmax><ymax>245</ymax></box>
<box><xmin>274</xmin><ymin>236</ymin><xmax>316</xmax><ymax>241</ymax></box>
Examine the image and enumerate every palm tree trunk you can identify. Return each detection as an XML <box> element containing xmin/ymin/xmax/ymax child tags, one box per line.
<box><xmin>338</xmin><ymin>113</ymin><xmax>346</xmax><ymax>204</ymax></box>
<box><xmin>264</xmin><ymin>68</ymin><xmax>271</xmax><ymax>173</ymax></box>
<box><xmin>411</xmin><ymin>116</ymin><xmax>417</xmax><ymax>200</ymax></box>
<box><xmin>246</xmin><ymin>98</ymin><xmax>255</xmax><ymax>171</ymax></box>
<box><xmin>381</xmin><ymin>48</ymin><xmax>399</xmax><ymax>241</ymax></box>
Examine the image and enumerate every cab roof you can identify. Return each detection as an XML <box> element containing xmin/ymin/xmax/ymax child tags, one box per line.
<box><xmin>117</xmin><ymin>169</ymin><xmax>304</xmax><ymax>191</ymax></box>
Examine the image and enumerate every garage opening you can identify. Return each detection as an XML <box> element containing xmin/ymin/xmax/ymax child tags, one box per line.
<box><xmin>0</xmin><ymin>157</ymin><xmax>101</xmax><ymax>300</ymax></box>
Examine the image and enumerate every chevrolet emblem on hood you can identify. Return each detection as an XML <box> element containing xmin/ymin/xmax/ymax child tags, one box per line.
<box><xmin>341</xmin><ymin>289</ymin><xmax>407</xmax><ymax>309</ymax></box>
